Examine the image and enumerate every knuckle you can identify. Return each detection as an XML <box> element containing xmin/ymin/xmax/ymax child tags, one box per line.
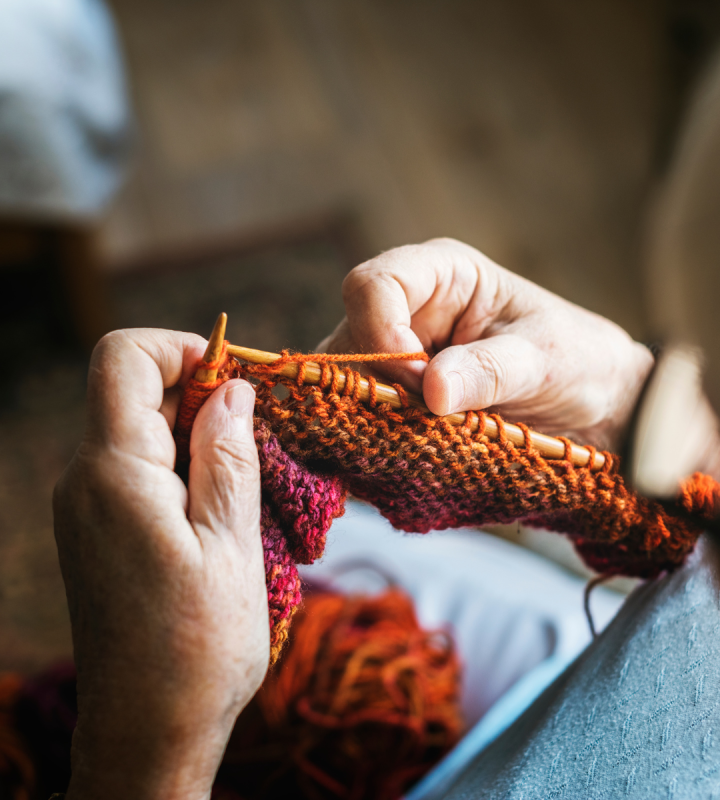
<box><xmin>92</xmin><ymin>329</ymin><xmax>127</xmax><ymax>363</ymax></box>
<box><xmin>88</xmin><ymin>330</ymin><xmax>135</xmax><ymax>386</ymax></box>
<box><xmin>342</xmin><ymin>243</ymin><xmax>421</xmax><ymax>301</ymax></box>
<box><xmin>342</xmin><ymin>261</ymin><xmax>380</xmax><ymax>301</ymax></box>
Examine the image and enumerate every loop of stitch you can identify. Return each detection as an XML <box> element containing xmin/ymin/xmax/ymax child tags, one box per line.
<box><xmin>462</xmin><ymin>411</ymin><xmax>475</xmax><ymax>433</ymax></box>
<box><xmin>585</xmin><ymin>445</ymin><xmax>597</xmax><ymax>470</ymax></box>
<box><xmin>330</xmin><ymin>364</ymin><xmax>341</xmax><ymax>395</ymax></box>
<box><xmin>320</xmin><ymin>363</ymin><xmax>330</xmax><ymax>389</ymax></box>
<box><xmin>516</xmin><ymin>421</ymin><xmax>534</xmax><ymax>452</ymax></box>
<box><xmin>368</xmin><ymin>375</ymin><xmax>378</xmax><ymax>407</ymax></box>
<box><xmin>490</xmin><ymin>413</ymin><xmax>508</xmax><ymax>447</ymax></box>
<box><xmin>392</xmin><ymin>383</ymin><xmax>410</xmax><ymax>408</ymax></box>
<box><xmin>343</xmin><ymin>367</ymin><xmax>354</xmax><ymax>398</ymax></box>
<box><xmin>200</xmin><ymin>339</ymin><xmax>228</xmax><ymax>372</ymax></box>
<box><xmin>558</xmin><ymin>436</ymin><xmax>574</xmax><ymax>464</ymax></box>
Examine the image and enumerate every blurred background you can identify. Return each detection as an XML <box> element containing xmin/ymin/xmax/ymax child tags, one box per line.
<box><xmin>1</xmin><ymin>0</ymin><xmax>720</xmax><ymax>672</ymax></box>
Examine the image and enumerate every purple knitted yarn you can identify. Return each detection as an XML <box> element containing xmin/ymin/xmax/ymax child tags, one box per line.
<box><xmin>256</xmin><ymin>421</ymin><xmax>346</xmax><ymax>564</ymax></box>
<box><xmin>256</xmin><ymin>421</ymin><xmax>346</xmax><ymax>662</ymax></box>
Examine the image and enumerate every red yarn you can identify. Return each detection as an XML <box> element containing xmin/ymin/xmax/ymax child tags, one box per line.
<box><xmin>219</xmin><ymin>588</ymin><xmax>463</xmax><ymax>800</ymax></box>
<box><xmin>174</xmin><ymin>341</ymin><xmax>228</xmax><ymax>466</ymax></box>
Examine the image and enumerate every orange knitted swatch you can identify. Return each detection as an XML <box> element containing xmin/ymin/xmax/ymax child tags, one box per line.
<box><xmin>174</xmin><ymin>347</ymin><xmax>720</xmax><ymax>663</ymax></box>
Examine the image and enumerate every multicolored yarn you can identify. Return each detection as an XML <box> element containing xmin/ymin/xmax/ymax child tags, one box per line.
<box><xmin>174</xmin><ymin>347</ymin><xmax>720</xmax><ymax>663</ymax></box>
<box><xmin>174</xmin><ymin>341</ymin><xmax>229</xmax><ymax>467</ymax></box>
<box><xmin>219</xmin><ymin>587</ymin><xmax>463</xmax><ymax>800</ymax></box>
<box><xmin>0</xmin><ymin>587</ymin><xmax>461</xmax><ymax>800</ymax></box>
<box><xmin>256</xmin><ymin>422</ymin><xmax>346</xmax><ymax>659</ymax></box>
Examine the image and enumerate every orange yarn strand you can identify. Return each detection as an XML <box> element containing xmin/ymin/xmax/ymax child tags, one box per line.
<box><xmin>274</xmin><ymin>350</ymin><xmax>429</xmax><ymax>364</ymax></box>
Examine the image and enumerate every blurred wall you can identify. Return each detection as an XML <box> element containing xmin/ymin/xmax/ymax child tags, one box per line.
<box><xmin>102</xmin><ymin>0</ymin><xmax>673</xmax><ymax>338</ymax></box>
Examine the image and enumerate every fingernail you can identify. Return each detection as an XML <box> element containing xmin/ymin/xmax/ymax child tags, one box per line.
<box><xmin>445</xmin><ymin>371</ymin><xmax>465</xmax><ymax>413</ymax></box>
<box><xmin>225</xmin><ymin>383</ymin><xmax>255</xmax><ymax>417</ymax></box>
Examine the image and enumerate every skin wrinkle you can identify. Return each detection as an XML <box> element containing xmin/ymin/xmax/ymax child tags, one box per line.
<box><xmin>418</xmin><ymin>256</ymin><xmax>479</xmax><ymax>347</ymax></box>
<box><xmin>347</xmin><ymin>244</ymin><xmax>476</xmax><ymax>353</ymax></box>
<box><xmin>470</xmin><ymin>344</ymin><xmax>510</xmax><ymax>409</ymax></box>
<box><xmin>88</xmin><ymin>352</ymin><xmax>176</xmax><ymax>455</ymax></box>
<box><xmin>451</xmin><ymin>258</ymin><xmax>507</xmax><ymax>344</ymax></box>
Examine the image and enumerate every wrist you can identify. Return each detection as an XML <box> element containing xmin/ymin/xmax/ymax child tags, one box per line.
<box><xmin>65</xmin><ymin>703</ymin><xmax>236</xmax><ymax>800</ymax></box>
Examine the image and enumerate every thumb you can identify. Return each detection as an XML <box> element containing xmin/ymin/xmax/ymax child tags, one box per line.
<box><xmin>187</xmin><ymin>379</ymin><xmax>261</xmax><ymax>543</ymax></box>
<box><xmin>423</xmin><ymin>335</ymin><xmax>546</xmax><ymax>416</ymax></box>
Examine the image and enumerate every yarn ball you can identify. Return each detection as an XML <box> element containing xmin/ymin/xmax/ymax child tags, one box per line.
<box><xmin>217</xmin><ymin>587</ymin><xmax>464</xmax><ymax>800</ymax></box>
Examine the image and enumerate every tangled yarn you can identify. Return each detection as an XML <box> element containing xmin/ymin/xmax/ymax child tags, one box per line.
<box><xmin>174</xmin><ymin>348</ymin><xmax>720</xmax><ymax>664</ymax></box>
<box><xmin>0</xmin><ymin>589</ymin><xmax>460</xmax><ymax>800</ymax></box>
<box><xmin>219</xmin><ymin>587</ymin><xmax>463</xmax><ymax>800</ymax></box>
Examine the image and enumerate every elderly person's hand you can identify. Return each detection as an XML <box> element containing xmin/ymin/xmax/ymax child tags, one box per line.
<box><xmin>320</xmin><ymin>238</ymin><xmax>654</xmax><ymax>451</ymax></box>
<box><xmin>53</xmin><ymin>329</ymin><xmax>268</xmax><ymax>800</ymax></box>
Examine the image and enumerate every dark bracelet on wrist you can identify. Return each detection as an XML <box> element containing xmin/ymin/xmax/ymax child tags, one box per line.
<box><xmin>643</xmin><ymin>341</ymin><xmax>662</xmax><ymax>360</ymax></box>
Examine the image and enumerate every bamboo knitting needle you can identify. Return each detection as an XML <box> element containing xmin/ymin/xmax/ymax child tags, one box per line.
<box><xmin>223</xmin><ymin>340</ymin><xmax>606</xmax><ymax>471</ymax></box>
<box><xmin>194</xmin><ymin>312</ymin><xmax>227</xmax><ymax>382</ymax></box>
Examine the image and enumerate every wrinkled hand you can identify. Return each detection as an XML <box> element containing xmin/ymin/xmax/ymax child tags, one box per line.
<box><xmin>320</xmin><ymin>239</ymin><xmax>653</xmax><ymax>450</ymax></box>
<box><xmin>54</xmin><ymin>329</ymin><xmax>269</xmax><ymax>800</ymax></box>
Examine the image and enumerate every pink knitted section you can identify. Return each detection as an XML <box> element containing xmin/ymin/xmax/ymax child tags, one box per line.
<box><xmin>255</xmin><ymin>421</ymin><xmax>346</xmax><ymax>661</ymax></box>
<box><xmin>256</xmin><ymin>422</ymin><xmax>346</xmax><ymax>564</ymax></box>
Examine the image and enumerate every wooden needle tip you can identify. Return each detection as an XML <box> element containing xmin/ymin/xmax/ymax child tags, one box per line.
<box><xmin>202</xmin><ymin>312</ymin><xmax>227</xmax><ymax>364</ymax></box>
<box><xmin>194</xmin><ymin>312</ymin><xmax>228</xmax><ymax>383</ymax></box>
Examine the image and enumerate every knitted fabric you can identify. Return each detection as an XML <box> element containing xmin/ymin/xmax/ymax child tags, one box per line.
<box><xmin>173</xmin><ymin>348</ymin><xmax>720</xmax><ymax>664</ymax></box>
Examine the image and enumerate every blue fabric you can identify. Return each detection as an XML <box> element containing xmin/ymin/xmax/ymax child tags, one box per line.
<box><xmin>405</xmin><ymin>649</ymin><xmax>578</xmax><ymax>800</ymax></box>
<box><xmin>439</xmin><ymin>536</ymin><xmax>720</xmax><ymax>798</ymax></box>
<box><xmin>0</xmin><ymin>0</ymin><xmax>132</xmax><ymax>218</ymax></box>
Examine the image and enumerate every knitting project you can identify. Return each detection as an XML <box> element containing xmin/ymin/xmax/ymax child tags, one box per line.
<box><xmin>174</xmin><ymin>348</ymin><xmax>720</xmax><ymax>664</ymax></box>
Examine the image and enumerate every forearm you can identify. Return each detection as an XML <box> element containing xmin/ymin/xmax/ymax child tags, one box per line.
<box><xmin>66</xmin><ymin>716</ymin><xmax>230</xmax><ymax>800</ymax></box>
